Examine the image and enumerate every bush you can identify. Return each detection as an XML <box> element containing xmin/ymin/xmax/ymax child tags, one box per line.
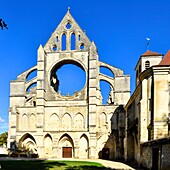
<box><xmin>0</xmin><ymin>154</ymin><xmax>8</xmax><ymax>157</ymax></box>
<box><xmin>31</xmin><ymin>153</ymin><xmax>39</xmax><ymax>158</ymax></box>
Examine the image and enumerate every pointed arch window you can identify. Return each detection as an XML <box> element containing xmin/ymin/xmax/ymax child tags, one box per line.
<box><xmin>71</xmin><ymin>33</ymin><xmax>76</xmax><ymax>50</ymax></box>
<box><xmin>56</xmin><ymin>36</ymin><xmax>58</xmax><ymax>42</ymax></box>
<box><xmin>78</xmin><ymin>35</ymin><xmax>81</xmax><ymax>41</ymax></box>
<box><xmin>62</xmin><ymin>33</ymin><xmax>66</xmax><ymax>51</ymax></box>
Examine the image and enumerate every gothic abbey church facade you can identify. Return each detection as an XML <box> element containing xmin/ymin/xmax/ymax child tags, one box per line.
<box><xmin>8</xmin><ymin>10</ymin><xmax>130</xmax><ymax>159</ymax></box>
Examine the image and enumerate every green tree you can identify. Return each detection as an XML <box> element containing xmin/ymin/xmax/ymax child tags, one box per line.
<box><xmin>0</xmin><ymin>132</ymin><xmax>8</xmax><ymax>146</ymax></box>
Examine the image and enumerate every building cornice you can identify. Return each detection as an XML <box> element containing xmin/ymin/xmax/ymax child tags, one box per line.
<box><xmin>124</xmin><ymin>84</ymin><xmax>141</xmax><ymax>110</ymax></box>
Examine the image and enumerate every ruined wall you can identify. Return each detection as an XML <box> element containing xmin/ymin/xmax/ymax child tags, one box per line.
<box><xmin>140</xmin><ymin>145</ymin><xmax>152</xmax><ymax>169</ymax></box>
<box><xmin>8</xmin><ymin>9</ymin><xmax>130</xmax><ymax>159</ymax></box>
<box><xmin>140</xmin><ymin>139</ymin><xmax>170</xmax><ymax>170</ymax></box>
<box><xmin>162</xmin><ymin>144</ymin><xmax>170</xmax><ymax>170</ymax></box>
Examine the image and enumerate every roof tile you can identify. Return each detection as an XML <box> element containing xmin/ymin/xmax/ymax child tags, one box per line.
<box><xmin>141</xmin><ymin>50</ymin><xmax>163</xmax><ymax>57</ymax></box>
<box><xmin>159</xmin><ymin>50</ymin><xmax>170</xmax><ymax>66</ymax></box>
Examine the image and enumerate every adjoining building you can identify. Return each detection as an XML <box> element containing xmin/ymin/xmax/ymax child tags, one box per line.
<box><xmin>125</xmin><ymin>50</ymin><xmax>170</xmax><ymax>169</ymax></box>
<box><xmin>8</xmin><ymin>9</ymin><xmax>130</xmax><ymax>159</ymax></box>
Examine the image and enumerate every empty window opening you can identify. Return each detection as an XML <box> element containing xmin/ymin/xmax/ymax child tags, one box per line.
<box><xmin>52</xmin><ymin>45</ymin><xmax>57</xmax><ymax>51</ymax></box>
<box><xmin>78</xmin><ymin>35</ymin><xmax>81</xmax><ymax>41</ymax></box>
<box><xmin>56</xmin><ymin>36</ymin><xmax>58</xmax><ymax>42</ymax></box>
<box><xmin>26</xmin><ymin>83</ymin><xmax>37</xmax><ymax>92</ymax></box>
<box><xmin>50</xmin><ymin>72</ymin><xmax>59</xmax><ymax>92</ymax></box>
<box><xmin>71</xmin><ymin>33</ymin><xmax>76</xmax><ymax>50</ymax></box>
<box><xmin>62</xmin><ymin>33</ymin><xmax>66</xmax><ymax>51</ymax></box>
<box><xmin>145</xmin><ymin>61</ymin><xmax>150</xmax><ymax>69</ymax></box>
<box><xmin>100</xmin><ymin>80</ymin><xmax>111</xmax><ymax>104</ymax></box>
<box><xmin>80</xmin><ymin>43</ymin><xmax>85</xmax><ymax>50</ymax></box>
<box><xmin>100</xmin><ymin>66</ymin><xmax>114</xmax><ymax>78</ymax></box>
<box><xmin>66</xmin><ymin>22</ymin><xmax>71</xmax><ymax>29</ymax></box>
<box><xmin>55</xmin><ymin>64</ymin><xmax>86</xmax><ymax>96</ymax></box>
<box><xmin>33</xmin><ymin>101</ymin><xmax>36</xmax><ymax>107</ymax></box>
<box><xmin>26</xmin><ymin>70</ymin><xmax>37</xmax><ymax>82</ymax></box>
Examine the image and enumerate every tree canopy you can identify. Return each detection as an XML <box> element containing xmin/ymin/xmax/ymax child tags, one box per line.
<box><xmin>0</xmin><ymin>132</ymin><xmax>8</xmax><ymax>146</ymax></box>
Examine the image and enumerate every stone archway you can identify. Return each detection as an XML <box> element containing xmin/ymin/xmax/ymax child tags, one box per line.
<box><xmin>58</xmin><ymin>134</ymin><xmax>74</xmax><ymax>158</ymax></box>
<box><xmin>19</xmin><ymin>133</ymin><xmax>37</xmax><ymax>155</ymax></box>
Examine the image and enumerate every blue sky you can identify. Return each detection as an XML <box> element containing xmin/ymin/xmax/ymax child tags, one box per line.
<box><xmin>1</xmin><ymin>0</ymin><xmax>170</xmax><ymax>134</ymax></box>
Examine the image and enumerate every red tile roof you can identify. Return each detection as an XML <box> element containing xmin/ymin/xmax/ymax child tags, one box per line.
<box><xmin>141</xmin><ymin>50</ymin><xmax>163</xmax><ymax>57</ymax></box>
<box><xmin>159</xmin><ymin>50</ymin><xmax>170</xmax><ymax>66</ymax></box>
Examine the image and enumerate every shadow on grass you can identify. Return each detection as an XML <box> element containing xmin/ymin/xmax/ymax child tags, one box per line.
<box><xmin>0</xmin><ymin>160</ymin><xmax>66</xmax><ymax>170</ymax></box>
<box><xmin>65</xmin><ymin>165</ymin><xmax>115</xmax><ymax>170</ymax></box>
<box><xmin>0</xmin><ymin>160</ymin><xmax>117</xmax><ymax>170</ymax></box>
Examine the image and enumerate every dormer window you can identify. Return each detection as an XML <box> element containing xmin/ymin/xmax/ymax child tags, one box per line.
<box><xmin>145</xmin><ymin>61</ymin><xmax>150</xmax><ymax>69</ymax></box>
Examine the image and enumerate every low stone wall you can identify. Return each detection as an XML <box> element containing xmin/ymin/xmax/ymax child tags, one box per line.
<box><xmin>162</xmin><ymin>143</ymin><xmax>170</xmax><ymax>170</ymax></box>
<box><xmin>140</xmin><ymin>137</ymin><xmax>170</xmax><ymax>170</ymax></box>
<box><xmin>140</xmin><ymin>145</ymin><xmax>152</xmax><ymax>169</ymax></box>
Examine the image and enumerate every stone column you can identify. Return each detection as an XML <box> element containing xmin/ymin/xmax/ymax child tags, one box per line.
<box><xmin>52</xmin><ymin>147</ymin><xmax>57</xmax><ymax>158</ymax></box>
<box><xmin>74</xmin><ymin>147</ymin><xmax>79</xmax><ymax>158</ymax></box>
<box><xmin>36</xmin><ymin>45</ymin><xmax>45</xmax><ymax>133</ymax></box>
<box><xmin>88</xmin><ymin>42</ymin><xmax>99</xmax><ymax>159</ymax></box>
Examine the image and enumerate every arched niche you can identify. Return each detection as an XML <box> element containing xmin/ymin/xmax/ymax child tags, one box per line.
<box><xmin>44</xmin><ymin>134</ymin><xmax>53</xmax><ymax>157</ymax></box>
<box><xmin>74</xmin><ymin>113</ymin><xmax>85</xmax><ymax>130</ymax></box>
<box><xmin>22</xmin><ymin>114</ymin><xmax>28</xmax><ymax>131</ymax></box>
<box><xmin>30</xmin><ymin>114</ymin><xmax>36</xmax><ymax>131</ymax></box>
<box><xmin>79</xmin><ymin>134</ymin><xmax>89</xmax><ymax>158</ymax></box>
<box><xmin>62</xmin><ymin>113</ymin><xmax>72</xmax><ymax>130</ymax></box>
<box><xmin>100</xmin><ymin>112</ymin><xmax>107</xmax><ymax>126</ymax></box>
<box><xmin>50</xmin><ymin>113</ymin><xmax>59</xmax><ymax>130</ymax></box>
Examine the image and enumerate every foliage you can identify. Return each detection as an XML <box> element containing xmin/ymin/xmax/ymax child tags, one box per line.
<box><xmin>0</xmin><ymin>132</ymin><xmax>8</xmax><ymax>146</ymax></box>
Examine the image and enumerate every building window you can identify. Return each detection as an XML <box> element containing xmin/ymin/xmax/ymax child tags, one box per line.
<box><xmin>145</xmin><ymin>61</ymin><xmax>150</xmax><ymax>69</ymax></box>
<box><xmin>62</xmin><ymin>33</ymin><xmax>66</xmax><ymax>51</ymax></box>
<box><xmin>71</xmin><ymin>33</ymin><xmax>76</xmax><ymax>50</ymax></box>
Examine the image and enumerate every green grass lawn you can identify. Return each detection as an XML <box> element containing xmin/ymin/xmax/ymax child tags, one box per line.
<box><xmin>0</xmin><ymin>160</ymin><xmax>108</xmax><ymax>170</ymax></box>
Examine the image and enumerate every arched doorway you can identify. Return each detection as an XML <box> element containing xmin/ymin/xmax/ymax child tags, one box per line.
<box><xmin>19</xmin><ymin>133</ymin><xmax>37</xmax><ymax>155</ymax></box>
<box><xmin>127</xmin><ymin>134</ymin><xmax>134</xmax><ymax>160</ymax></box>
<box><xmin>59</xmin><ymin>134</ymin><xmax>74</xmax><ymax>158</ymax></box>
